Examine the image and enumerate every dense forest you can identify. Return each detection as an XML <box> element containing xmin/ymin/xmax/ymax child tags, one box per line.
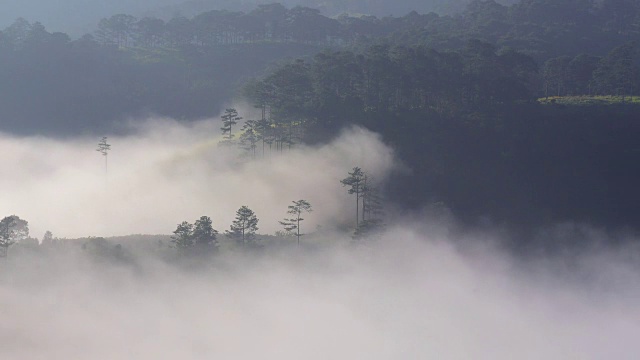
<box><xmin>1</xmin><ymin>0</ymin><xmax>639</xmax><ymax>235</ymax></box>
<box><xmin>0</xmin><ymin>0</ymin><xmax>513</xmax><ymax>36</ymax></box>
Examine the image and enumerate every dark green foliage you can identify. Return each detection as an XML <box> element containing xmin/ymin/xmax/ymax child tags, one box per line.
<box><xmin>193</xmin><ymin>216</ymin><xmax>219</xmax><ymax>248</ymax></box>
<box><xmin>0</xmin><ymin>15</ymin><xmax>322</xmax><ymax>136</ymax></box>
<box><xmin>227</xmin><ymin>206</ymin><xmax>259</xmax><ymax>246</ymax></box>
<box><xmin>592</xmin><ymin>42</ymin><xmax>640</xmax><ymax>99</ymax></box>
<box><xmin>0</xmin><ymin>215</ymin><xmax>29</xmax><ymax>258</ymax></box>
<box><xmin>171</xmin><ymin>216</ymin><xmax>219</xmax><ymax>252</ymax></box>
<box><xmin>171</xmin><ymin>221</ymin><xmax>195</xmax><ymax>250</ymax></box>
<box><xmin>252</xmin><ymin>41</ymin><xmax>639</xmax><ymax>230</ymax></box>
<box><xmin>2</xmin><ymin>2</ymin><xmax>640</xmax><ymax>136</ymax></box>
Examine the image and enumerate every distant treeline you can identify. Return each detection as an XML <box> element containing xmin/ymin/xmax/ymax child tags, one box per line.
<box><xmin>0</xmin><ymin>15</ymin><xmax>321</xmax><ymax>135</ymax></box>
<box><xmin>0</xmin><ymin>1</ymin><xmax>639</xmax><ymax>134</ymax></box>
<box><xmin>85</xmin><ymin>1</ymin><xmax>640</xmax><ymax>58</ymax></box>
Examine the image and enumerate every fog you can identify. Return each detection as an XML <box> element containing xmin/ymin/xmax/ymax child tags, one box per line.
<box><xmin>1</xmin><ymin>118</ymin><xmax>639</xmax><ymax>359</ymax></box>
<box><xmin>0</xmin><ymin>118</ymin><xmax>395</xmax><ymax>238</ymax></box>
<box><xmin>1</xmin><ymin>222</ymin><xmax>639</xmax><ymax>359</ymax></box>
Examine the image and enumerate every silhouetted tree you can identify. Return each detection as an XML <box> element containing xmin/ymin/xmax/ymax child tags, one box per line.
<box><xmin>239</xmin><ymin>119</ymin><xmax>259</xmax><ymax>158</ymax></box>
<box><xmin>220</xmin><ymin>108</ymin><xmax>242</xmax><ymax>143</ymax></box>
<box><xmin>279</xmin><ymin>200</ymin><xmax>312</xmax><ymax>245</ymax></box>
<box><xmin>227</xmin><ymin>206</ymin><xmax>259</xmax><ymax>246</ymax></box>
<box><xmin>354</xmin><ymin>177</ymin><xmax>385</xmax><ymax>239</ymax></box>
<box><xmin>3</xmin><ymin>18</ymin><xmax>31</xmax><ymax>47</ymax></box>
<box><xmin>193</xmin><ymin>216</ymin><xmax>218</xmax><ymax>250</ymax></box>
<box><xmin>341</xmin><ymin>167</ymin><xmax>365</xmax><ymax>228</ymax></box>
<box><xmin>96</xmin><ymin>137</ymin><xmax>111</xmax><ymax>183</ymax></box>
<box><xmin>171</xmin><ymin>221</ymin><xmax>194</xmax><ymax>250</ymax></box>
<box><xmin>0</xmin><ymin>215</ymin><xmax>29</xmax><ymax>258</ymax></box>
<box><xmin>41</xmin><ymin>230</ymin><xmax>55</xmax><ymax>246</ymax></box>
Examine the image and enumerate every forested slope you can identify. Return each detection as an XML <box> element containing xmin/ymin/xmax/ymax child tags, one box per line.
<box><xmin>1</xmin><ymin>0</ymin><xmax>638</xmax><ymax>231</ymax></box>
<box><xmin>243</xmin><ymin>44</ymin><xmax>640</xmax><ymax>231</ymax></box>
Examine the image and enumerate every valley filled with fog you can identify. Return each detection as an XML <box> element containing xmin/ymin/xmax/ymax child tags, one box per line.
<box><xmin>1</xmin><ymin>116</ymin><xmax>639</xmax><ymax>359</ymax></box>
<box><xmin>1</xmin><ymin>0</ymin><xmax>640</xmax><ymax>358</ymax></box>
<box><xmin>0</xmin><ymin>117</ymin><xmax>396</xmax><ymax>238</ymax></box>
<box><xmin>1</xmin><ymin>219</ymin><xmax>639</xmax><ymax>359</ymax></box>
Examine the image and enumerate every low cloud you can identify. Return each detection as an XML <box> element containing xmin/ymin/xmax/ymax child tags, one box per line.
<box><xmin>0</xmin><ymin>118</ymin><xmax>395</xmax><ymax>238</ymax></box>
<box><xmin>1</xmin><ymin>116</ymin><xmax>638</xmax><ymax>360</ymax></box>
<box><xmin>1</xmin><ymin>225</ymin><xmax>638</xmax><ymax>359</ymax></box>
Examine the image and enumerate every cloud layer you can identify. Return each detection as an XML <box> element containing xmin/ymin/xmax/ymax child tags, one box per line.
<box><xmin>0</xmin><ymin>118</ymin><xmax>395</xmax><ymax>239</ymax></box>
<box><xmin>1</xmin><ymin>115</ymin><xmax>638</xmax><ymax>360</ymax></box>
<box><xmin>1</xmin><ymin>226</ymin><xmax>639</xmax><ymax>359</ymax></box>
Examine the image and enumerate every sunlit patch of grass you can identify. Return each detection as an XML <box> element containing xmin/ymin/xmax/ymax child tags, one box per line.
<box><xmin>538</xmin><ymin>95</ymin><xmax>640</xmax><ymax>106</ymax></box>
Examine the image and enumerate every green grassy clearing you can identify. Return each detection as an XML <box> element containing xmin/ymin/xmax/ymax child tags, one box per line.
<box><xmin>538</xmin><ymin>95</ymin><xmax>640</xmax><ymax>106</ymax></box>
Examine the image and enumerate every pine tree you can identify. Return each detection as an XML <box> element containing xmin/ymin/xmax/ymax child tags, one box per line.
<box><xmin>96</xmin><ymin>136</ymin><xmax>111</xmax><ymax>185</ymax></box>
<box><xmin>239</xmin><ymin>119</ymin><xmax>259</xmax><ymax>158</ymax></box>
<box><xmin>220</xmin><ymin>108</ymin><xmax>242</xmax><ymax>143</ymax></box>
<box><xmin>171</xmin><ymin>221</ymin><xmax>194</xmax><ymax>250</ymax></box>
<box><xmin>279</xmin><ymin>200</ymin><xmax>312</xmax><ymax>245</ymax></box>
<box><xmin>355</xmin><ymin>177</ymin><xmax>385</xmax><ymax>240</ymax></box>
<box><xmin>193</xmin><ymin>216</ymin><xmax>218</xmax><ymax>249</ymax></box>
<box><xmin>227</xmin><ymin>206</ymin><xmax>259</xmax><ymax>246</ymax></box>
<box><xmin>340</xmin><ymin>167</ymin><xmax>365</xmax><ymax>228</ymax></box>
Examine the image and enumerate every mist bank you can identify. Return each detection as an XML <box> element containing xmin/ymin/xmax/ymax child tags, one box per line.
<box><xmin>1</xmin><ymin>224</ymin><xmax>639</xmax><ymax>359</ymax></box>
<box><xmin>0</xmin><ymin>120</ymin><xmax>395</xmax><ymax>239</ymax></box>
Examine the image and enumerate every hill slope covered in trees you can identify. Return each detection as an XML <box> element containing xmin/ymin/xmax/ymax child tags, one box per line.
<box><xmin>0</xmin><ymin>0</ymin><xmax>638</xmax><ymax>232</ymax></box>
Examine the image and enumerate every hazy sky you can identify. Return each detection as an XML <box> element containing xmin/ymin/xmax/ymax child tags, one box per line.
<box><xmin>0</xmin><ymin>0</ymin><xmax>183</xmax><ymax>35</ymax></box>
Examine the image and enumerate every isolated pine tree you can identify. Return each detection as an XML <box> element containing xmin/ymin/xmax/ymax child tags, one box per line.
<box><xmin>220</xmin><ymin>108</ymin><xmax>242</xmax><ymax>143</ymax></box>
<box><xmin>227</xmin><ymin>206</ymin><xmax>259</xmax><ymax>246</ymax></box>
<box><xmin>279</xmin><ymin>200</ymin><xmax>312</xmax><ymax>245</ymax></box>
<box><xmin>340</xmin><ymin>167</ymin><xmax>365</xmax><ymax>228</ymax></box>
<box><xmin>96</xmin><ymin>136</ymin><xmax>111</xmax><ymax>185</ymax></box>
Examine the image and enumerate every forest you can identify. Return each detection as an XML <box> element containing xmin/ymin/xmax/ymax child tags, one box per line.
<box><xmin>0</xmin><ymin>0</ymin><xmax>638</xmax><ymax>238</ymax></box>
<box><xmin>1</xmin><ymin>2</ymin><xmax>640</xmax><ymax>358</ymax></box>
